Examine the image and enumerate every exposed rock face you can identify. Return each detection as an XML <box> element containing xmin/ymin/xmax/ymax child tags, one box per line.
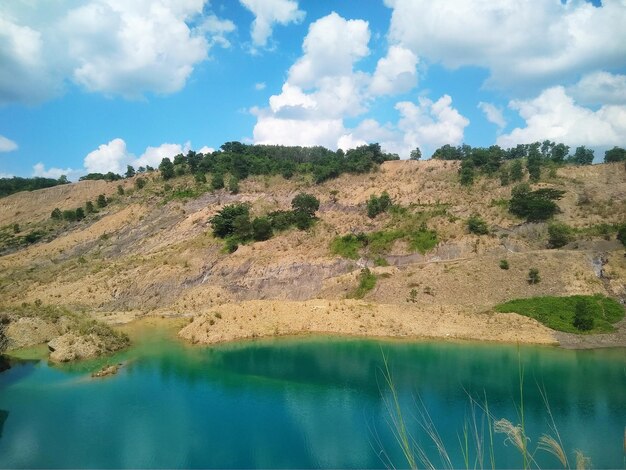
<box><xmin>91</xmin><ymin>364</ymin><xmax>120</xmax><ymax>378</ymax></box>
<box><xmin>6</xmin><ymin>317</ymin><xmax>61</xmax><ymax>349</ymax></box>
<box><xmin>47</xmin><ymin>333</ymin><xmax>107</xmax><ymax>362</ymax></box>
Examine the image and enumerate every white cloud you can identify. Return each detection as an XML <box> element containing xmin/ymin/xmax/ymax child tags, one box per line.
<box><xmin>0</xmin><ymin>135</ymin><xmax>18</xmax><ymax>152</ymax></box>
<box><xmin>254</xmin><ymin>82</ymin><xmax>266</xmax><ymax>91</ymax></box>
<box><xmin>251</xmin><ymin>12</ymin><xmax>468</xmax><ymax>157</ymax></box>
<box><xmin>198</xmin><ymin>146</ymin><xmax>215</xmax><ymax>154</ymax></box>
<box><xmin>384</xmin><ymin>0</ymin><xmax>626</xmax><ymax>92</ymax></box>
<box><xmin>370</xmin><ymin>45</ymin><xmax>418</xmax><ymax>96</ymax></box>
<box><xmin>287</xmin><ymin>12</ymin><xmax>370</xmax><ymax>88</ymax></box>
<box><xmin>239</xmin><ymin>0</ymin><xmax>304</xmax><ymax>48</ymax></box>
<box><xmin>0</xmin><ymin>1</ymin><xmax>235</xmax><ymax>103</ymax></box>
<box><xmin>395</xmin><ymin>95</ymin><xmax>470</xmax><ymax>156</ymax></box>
<box><xmin>478</xmin><ymin>102</ymin><xmax>506</xmax><ymax>130</ymax></box>
<box><xmin>134</xmin><ymin>142</ymin><xmax>191</xmax><ymax>168</ymax></box>
<box><xmin>497</xmin><ymin>86</ymin><xmax>626</xmax><ymax>149</ymax></box>
<box><xmin>32</xmin><ymin>162</ymin><xmax>81</xmax><ymax>180</ymax></box>
<box><xmin>0</xmin><ymin>172</ymin><xmax>13</xmax><ymax>178</ymax></box>
<box><xmin>568</xmin><ymin>71</ymin><xmax>626</xmax><ymax>106</ymax></box>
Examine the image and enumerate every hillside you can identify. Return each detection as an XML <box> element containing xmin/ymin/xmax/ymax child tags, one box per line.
<box><xmin>1</xmin><ymin>160</ymin><xmax>625</xmax><ymax>359</ymax></box>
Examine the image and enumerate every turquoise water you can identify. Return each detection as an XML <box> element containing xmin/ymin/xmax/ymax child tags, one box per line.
<box><xmin>0</xmin><ymin>327</ymin><xmax>625</xmax><ymax>468</ymax></box>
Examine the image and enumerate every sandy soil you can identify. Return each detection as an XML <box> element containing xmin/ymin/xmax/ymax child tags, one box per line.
<box><xmin>177</xmin><ymin>299</ymin><xmax>558</xmax><ymax>346</ymax></box>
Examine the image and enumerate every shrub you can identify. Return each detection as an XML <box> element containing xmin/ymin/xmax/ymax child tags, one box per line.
<box><xmin>330</xmin><ymin>234</ymin><xmax>362</xmax><ymax>259</ymax></box>
<box><xmin>75</xmin><ymin>207</ymin><xmax>85</xmax><ymax>220</ymax></box>
<box><xmin>459</xmin><ymin>159</ymin><xmax>474</xmax><ymax>186</ymax></box>
<box><xmin>407</xmin><ymin>288</ymin><xmax>418</xmax><ymax>303</ymax></box>
<box><xmin>135</xmin><ymin>177</ymin><xmax>146</xmax><ymax>190</ymax></box>
<box><xmin>527</xmin><ymin>268</ymin><xmax>540</xmax><ymax>284</ymax></box>
<box><xmin>194</xmin><ymin>172</ymin><xmax>206</xmax><ymax>185</ymax></box>
<box><xmin>117</xmin><ymin>185</ymin><xmax>124</xmax><ymax>196</ymax></box>
<box><xmin>85</xmin><ymin>201</ymin><xmax>95</xmax><ymax>214</ymax></box>
<box><xmin>291</xmin><ymin>193</ymin><xmax>320</xmax><ymax>218</ymax></box>
<box><xmin>509</xmin><ymin>183</ymin><xmax>564</xmax><ymax>221</ymax></box>
<box><xmin>62</xmin><ymin>209</ymin><xmax>77</xmax><ymax>221</ymax></box>
<box><xmin>159</xmin><ymin>157</ymin><xmax>175</xmax><ymax>180</ymax></box>
<box><xmin>268</xmin><ymin>211</ymin><xmax>295</xmax><ymax>231</ymax></box>
<box><xmin>510</xmin><ymin>159</ymin><xmax>524</xmax><ymax>181</ymax></box>
<box><xmin>228</xmin><ymin>176</ymin><xmax>239</xmax><ymax>194</ymax></box>
<box><xmin>351</xmin><ymin>268</ymin><xmax>377</xmax><ymax>299</ymax></box>
<box><xmin>617</xmin><ymin>223</ymin><xmax>626</xmax><ymax>248</ymax></box>
<box><xmin>210</xmin><ymin>203</ymin><xmax>250</xmax><ymax>238</ymax></box>
<box><xmin>51</xmin><ymin>208</ymin><xmax>62</xmax><ymax>220</ymax></box>
<box><xmin>96</xmin><ymin>194</ymin><xmax>107</xmax><ymax>208</ymax></box>
<box><xmin>252</xmin><ymin>217</ymin><xmax>272</xmax><ymax>241</ymax></box>
<box><xmin>225</xmin><ymin>238</ymin><xmax>239</xmax><ymax>253</ymax></box>
<box><xmin>573</xmin><ymin>299</ymin><xmax>594</xmax><ymax>331</ymax></box>
<box><xmin>547</xmin><ymin>222</ymin><xmax>572</xmax><ymax>248</ymax></box>
<box><xmin>499</xmin><ymin>259</ymin><xmax>509</xmax><ymax>270</ymax></box>
<box><xmin>211</xmin><ymin>172</ymin><xmax>225</xmax><ymax>190</ymax></box>
<box><xmin>467</xmin><ymin>214</ymin><xmax>489</xmax><ymax>235</ymax></box>
<box><xmin>367</xmin><ymin>191</ymin><xmax>392</xmax><ymax>218</ymax></box>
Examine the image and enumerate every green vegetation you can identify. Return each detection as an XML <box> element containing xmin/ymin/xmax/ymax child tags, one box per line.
<box><xmin>330</xmin><ymin>233</ymin><xmax>363</xmax><ymax>259</ymax></box>
<box><xmin>495</xmin><ymin>294</ymin><xmax>624</xmax><ymax>333</ymax></box>
<box><xmin>79</xmin><ymin>172</ymin><xmax>123</xmax><ymax>182</ymax></box>
<box><xmin>527</xmin><ymin>268</ymin><xmax>541</xmax><ymax>284</ymax></box>
<box><xmin>547</xmin><ymin>222</ymin><xmax>572</xmax><ymax>248</ymax></box>
<box><xmin>499</xmin><ymin>259</ymin><xmax>509</xmax><ymax>270</ymax></box>
<box><xmin>617</xmin><ymin>223</ymin><xmax>626</xmax><ymax>247</ymax></box>
<box><xmin>0</xmin><ymin>176</ymin><xmax>69</xmax><ymax>198</ymax></box>
<box><xmin>509</xmin><ymin>183</ymin><xmax>565</xmax><ymax>222</ymax></box>
<box><xmin>159</xmin><ymin>158</ymin><xmax>175</xmax><ymax>180</ymax></box>
<box><xmin>604</xmin><ymin>146</ymin><xmax>626</xmax><ymax>163</ymax></box>
<box><xmin>349</xmin><ymin>268</ymin><xmax>377</xmax><ymax>299</ymax></box>
<box><xmin>210</xmin><ymin>193</ymin><xmax>320</xmax><ymax>252</ymax></box>
<box><xmin>96</xmin><ymin>194</ymin><xmax>108</xmax><ymax>208</ymax></box>
<box><xmin>366</xmin><ymin>191</ymin><xmax>392</xmax><ymax>218</ymax></box>
<box><xmin>467</xmin><ymin>214</ymin><xmax>489</xmax><ymax>235</ymax></box>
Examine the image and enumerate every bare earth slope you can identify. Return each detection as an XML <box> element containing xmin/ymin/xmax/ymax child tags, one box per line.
<box><xmin>1</xmin><ymin>161</ymin><xmax>624</xmax><ymax>355</ymax></box>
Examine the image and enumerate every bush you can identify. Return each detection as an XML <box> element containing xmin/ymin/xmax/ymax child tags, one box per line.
<box><xmin>351</xmin><ymin>268</ymin><xmax>377</xmax><ymax>299</ymax></box>
<box><xmin>573</xmin><ymin>299</ymin><xmax>594</xmax><ymax>331</ymax></box>
<box><xmin>62</xmin><ymin>209</ymin><xmax>77</xmax><ymax>221</ymax></box>
<box><xmin>527</xmin><ymin>268</ymin><xmax>540</xmax><ymax>284</ymax></box>
<box><xmin>510</xmin><ymin>159</ymin><xmax>524</xmax><ymax>181</ymax></box>
<box><xmin>467</xmin><ymin>214</ymin><xmax>489</xmax><ymax>235</ymax></box>
<box><xmin>617</xmin><ymin>223</ymin><xmax>626</xmax><ymax>248</ymax></box>
<box><xmin>85</xmin><ymin>201</ymin><xmax>95</xmax><ymax>214</ymax></box>
<box><xmin>135</xmin><ymin>177</ymin><xmax>146</xmax><ymax>190</ymax></box>
<box><xmin>228</xmin><ymin>176</ymin><xmax>239</xmax><ymax>194</ymax></box>
<box><xmin>210</xmin><ymin>204</ymin><xmax>250</xmax><ymax>238</ymax></box>
<box><xmin>211</xmin><ymin>172</ymin><xmax>225</xmax><ymax>190</ymax></box>
<box><xmin>225</xmin><ymin>238</ymin><xmax>239</xmax><ymax>253</ymax></box>
<box><xmin>267</xmin><ymin>211</ymin><xmax>295</xmax><ymax>232</ymax></box>
<box><xmin>499</xmin><ymin>259</ymin><xmax>509</xmax><ymax>270</ymax></box>
<box><xmin>96</xmin><ymin>194</ymin><xmax>107</xmax><ymax>208</ymax></box>
<box><xmin>194</xmin><ymin>172</ymin><xmax>206</xmax><ymax>184</ymax></box>
<box><xmin>547</xmin><ymin>222</ymin><xmax>572</xmax><ymax>248</ymax></box>
<box><xmin>367</xmin><ymin>192</ymin><xmax>392</xmax><ymax>218</ymax></box>
<box><xmin>51</xmin><ymin>208</ymin><xmax>62</xmax><ymax>220</ymax></box>
<box><xmin>252</xmin><ymin>217</ymin><xmax>272</xmax><ymax>241</ymax></box>
<box><xmin>330</xmin><ymin>234</ymin><xmax>362</xmax><ymax>260</ymax></box>
<box><xmin>75</xmin><ymin>207</ymin><xmax>85</xmax><ymax>220</ymax></box>
<box><xmin>159</xmin><ymin>158</ymin><xmax>175</xmax><ymax>180</ymax></box>
<box><xmin>117</xmin><ymin>185</ymin><xmax>124</xmax><ymax>196</ymax></box>
<box><xmin>509</xmin><ymin>183</ymin><xmax>564</xmax><ymax>221</ymax></box>
<box><xmin>291</xmin><ymin>193</ymin><xmax>320</xmax><ymax>218</ymax></box>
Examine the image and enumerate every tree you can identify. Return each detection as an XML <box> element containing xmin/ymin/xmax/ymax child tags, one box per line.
<box><xmin>573</xmin><ymin>299</ymin><xmax>594</xmax><ymax>331</ymax></box>
<box><xmin>528</xmin><ymin>268</ymin><xmax>540</xmax><ymax>284</ymax></box>
<box><xmin>51</xmin><ymin>208</ymin><xmax>62</xmax><ymax>220</ymax></box>
<box><xmin>499</xmin><ymin>167</ymin><xmax>510</xmax><ymax>186</ymax></box>
<box><xmin>527</xmin><ymin>146</ymin><xmax>541</xmax><ymax>182</ymax></box>
<box><xmin>509</xmin><ymin>183</ymin><xmax>565</xmax><ymax>222</ymax></box>
<box><xmin>211</xmin><ymin>172</ymin><xmax>224</xmax><ymax>190</ymax></box>
<box><xmin>97</xmin><ymin>194</ymin><xmax>107</xmax><ymax>208</ymax></box>
<box><xmin>367</xmin><ymin>192</ymin><xmax>392</xmax><ymax>218</ymax></box>
<box><xmin>75</xmin><ymin>207</ymin><xmax>85</xmax><ymax>220</ymax></box>
<box><xmin>62</xmin><ymin>209</ymin><xmax>77</xmax><ymax>221</ymax></box>
<box><xmin>569</xmin><ymin>146</ymin><xmax>594</xmax><ymax>165</ymax></box>
<box><xmin>551</xmin><ymin>143</ymin><xmax>569</xmax><ymax>164</ymax></box>
<box><xmin>410</xmin><ymin>147</ymin><xmax>422</xmax><ymax>160</ymax></box>
<box><xmin>459</xmin><ymin>159</ymin><xmax>475</xmax><ymax>186</ymax></box>
<box><xmin>85</xmin><ymin>201</ymin><xmax>95</xmax><ymax>214</ymax></box>
<box><xmin>547</xmin><ymin>222</ymin><xmax>572</xmax><ymax>248</ymax></box>
<box><xmin>467</xmin><ymin>214</ymin><xmax>489</xmax><ymax>235</ymax></box>
<box><xmin>135</xmin><ymin>177</ymin><xmax>146</xmax><ymax>190</ymax></box>
<box><xmin>210</xmin><ymin>204</ymin><xmax>250</xmax><ymax>238</ymax></box>
<box><xmin>604</xmin><ymin>146</ymin><xmax>626</xmax><ymax>163</ymax></box>
<box><xmin>159</xmin><ymin>158</ymin><xmax>175</xmax><ymax>180</ymax></box>
<box><xmin>252</xmin><ymin>217</ymin><xmax>272</xmax><ymax>241</ymax></box>
<box><xmin>232</xmin><ymin>214</ymin><xmax>252</xmax><ymax>240</ymax></box>
<box><xmin>194</xmin><ymin>172</ymin><xmax>207</xmax><ymax>185</ymax></box>
<box><xmin>510</xmin><ymin>159</ymin><xmax>524</xmax><ymax>181</ymax></box>
<box><xmin>228</xmin><ymin>176</ymin><xmax>239</xmax><ymax>194</ymax></box>
<box><xmin>125</xmin><ymin>165</ymin><xmax>136</xmax><ymax>178</ymax></box>
<box><xmin>291</xmin><ymin>193</ymin><xmax>320</xmax><ymax>218</ymax></box>
<box><xmin>58</xmin><ymin>175</ymin><xmax>69</xmax><ymax>185</ymax></box>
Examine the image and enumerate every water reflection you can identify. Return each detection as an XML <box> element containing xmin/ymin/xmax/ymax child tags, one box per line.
<box><xmin>0</xmin><ymin>332</ymin><xmax>624</xmax><ymax>468</ymax></box>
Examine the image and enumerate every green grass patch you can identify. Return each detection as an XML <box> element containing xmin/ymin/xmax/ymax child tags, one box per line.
<box><xmin>349</xmin><ymin>268</ymin><xmax>377</xmax><ymax>299</ymax></box>
<box><xmin>494</xmin><ymin>294</ymin><xmax>624</xmax><ymax>334</ymax></box>
<box><xmin>407</xmin><ymin>229</ymin><xmax>438</xmax><ymax>254</ymax></box>
<box><xmin>330</xmin><ymin>234</ymin><xmax>362</xmax><ymax>259</ymax></box>
<box><xmin>162</xmin><ymin>185</ymin><xmax>207</xmax><ymax>203</ymax></box>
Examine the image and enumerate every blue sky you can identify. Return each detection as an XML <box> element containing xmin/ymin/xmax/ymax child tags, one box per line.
<box><xmin>0</xmin><ymin>0</ymin><xmax>625</xmax><ymax>180</ymax></box>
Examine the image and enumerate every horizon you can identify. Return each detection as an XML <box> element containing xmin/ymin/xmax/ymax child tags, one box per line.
<box><xmin>1</xmin><ymin>0</ymin><xmax>625</xmax><ymax>180</ymax></box>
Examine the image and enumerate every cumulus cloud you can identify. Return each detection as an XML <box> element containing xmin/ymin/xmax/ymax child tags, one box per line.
<box><xmin>497</xmin><ymin>87</ymin><xmax>626</xmax><ymax>149</ymax></box>
<box><xmin>370</xmin><ymin>45</ymin><xmax>418</xmax><ymax>96</ymax></box>
<box><xmin>0</xmin><ymin>1</ymin><xmax>235</xmax><ymax>103</ymax></box>
<box><xmin>478</xmin><ymin>102</ymin><xmax>506</xmax><ymax>130</ymax></box>
<box><xmin>395</xmin><ymin>95</ymin><xmax>470</xmax><ymax>155</ymax></box>
<box><xmin>251</xmin><ymin>11</ymin><xmax>465</xmax><ymax>157</ymax></box>
<box><xmin>239</xmin><ymin>0</ymin><xmax>304</xmax><ymax>48</ymax></box>
<box><xmin>0</xmin><ymin>135</ymin><xmax>18</xmax><ymax>152</ymax></box>
<box><xmin>33</xmin><ymin>162</ymin><xmax>82</xmax><ymax>180</ymax></box>
<box><xmin>568</xmin><ymin>71</ymin><xmax>626</xmax><ymax>106</ymax></box>
<box><xmin>384</xmin><ymin>0</ymin><xmax>626</xmax><ymax>92</ymax></box>
<box><xmin>197</xmin><ymin>146</ymin><xmax>215</xmax><ymax>154</ymax></box>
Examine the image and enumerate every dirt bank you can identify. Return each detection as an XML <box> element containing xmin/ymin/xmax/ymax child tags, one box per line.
<box><xmin>177</xmin><ymin>300</ymin><xmax>558</xmax><ymax>346</ymax></box>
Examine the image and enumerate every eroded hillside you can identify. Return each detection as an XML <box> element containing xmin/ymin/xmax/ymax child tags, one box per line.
<box><xmin>1</xmin><ymin>160</ymin><xmax>625</xmax><ymax>354</ymax></box>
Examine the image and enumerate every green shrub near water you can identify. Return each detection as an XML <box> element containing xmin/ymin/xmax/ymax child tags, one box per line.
<box><xmin>349</xmin><ymin>268</ymin><xmax>377</xmax><ymax>299</ymax></box>
<box><xmin>494</xmin><ymin>294</ymin><xmax>624</xmax><ymax>333</ymax></box>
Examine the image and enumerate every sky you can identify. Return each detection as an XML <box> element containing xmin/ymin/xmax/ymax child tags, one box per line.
<box><xmin>0</xmin><ymin>0</ymin><xmax>625</xmax><ymax>180</ymax></box>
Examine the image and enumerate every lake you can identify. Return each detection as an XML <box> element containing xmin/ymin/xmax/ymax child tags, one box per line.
<box><xmin>1</xmin><ymin>323</ymin><xmax>625</xmax><ymax>468</ymax></box>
